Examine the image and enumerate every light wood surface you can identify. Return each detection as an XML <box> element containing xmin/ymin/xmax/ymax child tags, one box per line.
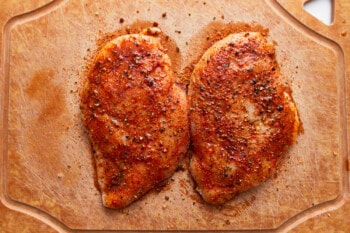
<box><xmin>276</xmin><ymin>0</ymin><xmax>350</xmax><ymax>232</ymax></box>
<box><xmin>1</xmin><ymin>0</ymin><xmax>349</xmax><ymax>232</ymax></box>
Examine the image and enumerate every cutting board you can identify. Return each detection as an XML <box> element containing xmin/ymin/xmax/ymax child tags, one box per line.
<box><xmin>1</xmin><ymin>0</ymin><xmax>349</xmax><ymax>232</ymax></box>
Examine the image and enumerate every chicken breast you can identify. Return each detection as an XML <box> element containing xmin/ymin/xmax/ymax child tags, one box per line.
<box><xmin>81</xmin><ymin>30</ymin><xmax>189</xmax><ymax>209</ymax></box>
<box><xmin>189</xmin><ymin>32</ymin><xmax>299</xmax><ymax>205</ymax></box>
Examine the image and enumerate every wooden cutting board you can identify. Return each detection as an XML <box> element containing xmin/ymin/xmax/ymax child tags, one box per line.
<box><xmin>1</xmin><ymin>0</ymin><xmax>349</xmax><ymax>232</ymax></box>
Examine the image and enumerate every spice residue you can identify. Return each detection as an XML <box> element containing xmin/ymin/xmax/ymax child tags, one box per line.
<box><xmin>180</xmin><ymin>21</ymin><xmax>269</xmax><ymax>86</ymax></box>
<box><xmin>89</xmin><ymin>20</ymin><xmax>182</xmax><ymax>84</ymax></box>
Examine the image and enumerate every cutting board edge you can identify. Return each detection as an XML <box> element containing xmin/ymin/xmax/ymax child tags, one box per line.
<box><xmin>0</xmin><ymin>0</ymin><xmax>349</xmax><ymax>232</ymax></box>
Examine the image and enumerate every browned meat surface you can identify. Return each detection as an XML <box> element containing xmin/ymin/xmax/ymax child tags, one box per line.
<box><xmin>188</xmin><ymin>32</ymin><xmax>299</xmax><ymax>205</ymax></box>
<box><xmin>81</xmin><ymin>31</ymin><xmax>189</xmax><ymax>209</ymax></box>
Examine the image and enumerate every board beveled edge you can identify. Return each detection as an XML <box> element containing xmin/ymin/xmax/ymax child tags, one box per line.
<box><xmin>267</xmin><ymin>0</ymin><xmax>349</xmax><ymax>232</ymax></box>
<box><xmin>0</xmin><ymin>0</ymin><xmax>348</xmax><ymax>232</ymax></box>
<box><xmin>0</xmin><ymin>1</ymin><xmax>73</xmax><ymax>233</ymax></box>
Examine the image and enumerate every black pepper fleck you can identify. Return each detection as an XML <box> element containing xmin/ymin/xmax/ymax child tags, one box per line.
<box><xmin>277</xmin><ymin>105</ymin><xmax>284</xmax><ymax>111</ymax></box>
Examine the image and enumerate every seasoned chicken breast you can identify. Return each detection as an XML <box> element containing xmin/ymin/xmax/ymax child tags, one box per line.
<box><xmin>188</xmin><ymin>32</ymin><xmax>299</xmax><ymax>205</ymax></box>
<box><xmin>81</xmin><ymin>30</ymin><xmax>189</xmax><ymax>209</ymax></box>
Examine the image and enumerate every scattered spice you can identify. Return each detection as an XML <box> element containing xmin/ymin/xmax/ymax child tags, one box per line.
<box><xmin>162</xmin><ymin>12</ymin><xmax>167</xmax><ymax>18</ymax></box>
<box><xmin>119</xmin><ymin>18</ymin><xmax>124</xmax><ymax>24</ymax></box>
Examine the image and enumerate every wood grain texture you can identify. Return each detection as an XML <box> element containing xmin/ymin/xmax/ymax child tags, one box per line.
<box><xmin>0</xmin><ymin>202</ymin><xmax>58</xmax><ymax>233</ymax></box>
<box><xmin>276</xmin><ymin>0</ymin><xmax>350</xmax><ymax>232</ymax></box>
<box><xmin>0</xmin><ymin>2</ymin><xmax>62</xmax><ymax>233</ymax></box>
<box><xmin>1</xmin><ymin>0</ymin><xmax>349</xmax><ymax>232</ymax></box>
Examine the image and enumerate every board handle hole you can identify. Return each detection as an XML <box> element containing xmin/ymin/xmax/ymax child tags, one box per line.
<box><xmin>304</xmin><ymin>0</ymin><xmax>334</xmax><ymax>25</ymax></box>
